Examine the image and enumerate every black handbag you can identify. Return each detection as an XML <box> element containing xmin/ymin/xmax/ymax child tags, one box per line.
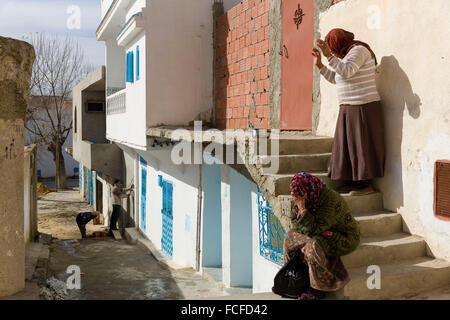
<box><xmin>272</xmin><ymin>249</ymin><xmax>310</xmax><ymax>298</ymax></box>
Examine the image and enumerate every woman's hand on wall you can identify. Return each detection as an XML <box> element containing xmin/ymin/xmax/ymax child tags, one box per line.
<box><xmin>316</xmin><ymin>39</ymin><xmax>333</xmax><ymax>59</ymax></box>
<box><xmin>312</xmin><ymin>48</ymin><xmax>323</xmax><ymax>69</ymax></box>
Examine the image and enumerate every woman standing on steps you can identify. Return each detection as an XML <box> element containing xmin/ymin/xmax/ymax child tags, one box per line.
<box><xmin>281</xmin><ymin>172</ymin><xmax>360</xmax><ymax>300</ymax></box>
<box><xmin>312</xmin><ymin>28</ymin><xmax>385</xmax><ymax>196</ymax></box>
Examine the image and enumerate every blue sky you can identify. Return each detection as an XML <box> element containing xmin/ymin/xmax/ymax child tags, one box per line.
<box><xmin>0</xmin><ymin>0</ymin><xmax>105</xmax><ymax>68</ymax></box>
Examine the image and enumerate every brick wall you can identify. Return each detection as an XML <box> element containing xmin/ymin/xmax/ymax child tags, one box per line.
<box><xmin>215</xmin><ymin>0</ymin><xmax>270</xmax><ymax>129</ymax></box>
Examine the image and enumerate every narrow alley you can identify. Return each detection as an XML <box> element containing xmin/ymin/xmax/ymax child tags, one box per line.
<box><xmin>35</xmin><ymin>187</ymin><xmax>227</xmax><ymax>300</ymax></box>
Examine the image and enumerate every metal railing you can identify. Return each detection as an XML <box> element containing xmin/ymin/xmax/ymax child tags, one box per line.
<box><xmin>106</xmin><ymin>89</ymin><xmax>126</xmax><ymax>115</ymax></box>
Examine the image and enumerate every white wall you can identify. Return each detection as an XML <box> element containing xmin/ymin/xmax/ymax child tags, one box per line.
<box><xmin>126</xmin><ymin>0</ymin><xmax>146</xmax><ymax>20</ymax></box>
<box><xmin>316</xmin><ymin>0</ymin><xmax>450</xmax><ymax>259</ymax></box>
<box><xmin>137</xmin><ymin>147</ymin><xmax>201</xmax><ymax>269</ymax></box>
<box><xmin>145</xmin><ymin>0</ymin><xmax>214</xmax><ymax>127</ymax></box>
<box><xmin>106</xmin><ymin>34</ymin><xmax>147</xmax><ymax>150</ymax></box>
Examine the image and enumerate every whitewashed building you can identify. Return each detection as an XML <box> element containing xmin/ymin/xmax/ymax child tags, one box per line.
<box><xmin>91</xmin><ymin>0</ymin><xmax>279</xmax><ymax>293</ymax></box>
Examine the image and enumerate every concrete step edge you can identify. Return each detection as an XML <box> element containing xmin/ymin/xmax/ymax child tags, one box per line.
<box><xmin>344</xmin><ymin>257</ymin><xmax>450</xmax><ymax>299</ymax></box>
<box><xmin>358</xmin><ymin>232</ymin><xmax>424</xmax><ymax>246</ymax></box>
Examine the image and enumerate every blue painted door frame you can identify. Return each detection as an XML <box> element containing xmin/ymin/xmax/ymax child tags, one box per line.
<box><xmin>159</xmin><ymin>176</ymin><xmax>173</xmax><ymax>257</ymax></box>
<box><xmin>140</xmin><ymin>157</ymin><xmax>147</xmax><ymax>232</ymax></box>
<box><xmin>89</xmin><ymin>170</ymin><xmax>94</xmax><ymax>205</ymax></box>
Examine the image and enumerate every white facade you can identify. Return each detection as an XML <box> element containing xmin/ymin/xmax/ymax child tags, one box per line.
<box><xmin>93</xmin><ymin>0</ymin><xmax>284</xmax><ymax>293</ymax></box>
<box><xmin>98</xmin><ymin>0</ymin><xmax>220</xmax><ymax>150</ymax></box>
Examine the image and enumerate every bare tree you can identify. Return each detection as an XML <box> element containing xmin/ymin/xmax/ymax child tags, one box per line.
<box><xmin>25</xmin><ymin>33</ymin><xmax>92</xmax><ymax>190</ymax></box>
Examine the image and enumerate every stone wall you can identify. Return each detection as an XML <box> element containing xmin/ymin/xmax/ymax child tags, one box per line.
<box><xmin>0</xmin><ymin>36</ymin><xmax>35</xmax><ymax>297</ymax></box>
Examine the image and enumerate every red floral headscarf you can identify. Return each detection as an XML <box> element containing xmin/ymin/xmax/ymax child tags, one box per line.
<box><xmin>325</xmin><ymin>28</ymin><xmax>377</xmax><ymax>65</ymax></box>
<box><xmin>290</xmin><ymin>172</ymin><xmax>325</xmax><ymax>216</ymax></box>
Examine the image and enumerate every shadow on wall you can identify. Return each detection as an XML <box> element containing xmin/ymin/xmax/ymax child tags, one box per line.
<box><xmin>375</xmin><ymin>55</ymin><xmax>422</xmax><ymax>211</ymax></box>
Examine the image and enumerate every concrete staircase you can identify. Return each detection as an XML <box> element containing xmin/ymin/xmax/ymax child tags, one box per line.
<box><xmin>242</xmin><ymin>132</ymin><xmax>450</xmax><ymax>300</ymax></box>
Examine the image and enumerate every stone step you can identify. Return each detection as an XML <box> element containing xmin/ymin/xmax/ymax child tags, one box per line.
<box><xmin>261</xmin><ymin>153</ymin><xmax>331</xmax><ymax>175</ymax></box>
<box><xmin>342</xmin><ymin>233</ymin><xmax>426</xmax><ymax>269</ymax></box>
<box><xmin>344</xmin><ymin>257</ymin><xmax>450</xmax><ymax>300</ymax></box>
<box><xmin>274</xmin><ymin>192</ymin><xmax>384</xmax><ymax>216</ymax></box>
<box><xmin>355</xmin><ymin>211</ymin><xmax>403</xmax><ymax>238</ymax></box>
<box><xmin>266</xmin><ymin>135</ymin><xmax>333</xmax><ymax>155</ymax></box>
<box><xmin>341</xmin><ymin>192</ymin><xmax>384</xmax><ymax>214</ymax></box>
<box><xmin>266</xmin><ymin>172</ymin><xmax>345</xmax><ymax>196</ymax></box>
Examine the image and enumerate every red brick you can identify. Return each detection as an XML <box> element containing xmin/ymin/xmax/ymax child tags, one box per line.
<box><xmin>239</xmin><ymin>118</ymin><xmax>248</xmax><ymax>129</ymax></box>
<box><xmin>246</xmin><ymin>95</ymin><xmax>252</xmax><ymax>106</ymax></box>
<box><xmin>265</xmin><ymin>52</ymin><xmax>270</xmax><ymax>66</ymax></box>
<box><xmin>260</xmin><ymin>66</ymin><xmax>268</xmax><ymax>79</ymax></box>
<box><xmin>226</xmin><ymin>108</ymin><xmax>233</xmax><ymax>119</ymax></box>
<box><xmin>237</xmin><ymin>107</ymin><xmax>244</xmax><ymax>118</ymax></box>
<box><xmin>257</xmin><ymin>54</ymin><xmax>265</xmax><ymax>67</ymax></box>
<box><xmin>261</xmin><ymin>12</ymin><xmax>269</xmax><ymax>27</ymax></box>
<box><xmin>245</xmin><ymin>34</ymin><xmax>252</xmax><ymax>46</ymax></box>
<box><xmin>243</xmin><ymin>106</ymin><xmax>250</xmax><ymax>117</ymax></box>
<box><xmin>248</xmin><ymin>44</ymin><xmax>255</xmax><ymax>57</ymax></box>
<box><xmin>256</xmin><ymin>105</ymin><xmax>265</xmax><ymax>118</ymax></box>
<box><xmin>260</xmin><ymin>118</ymin><xmax>269</xmax><ymax>129</ymax></box>
<box><xmin>257</xmin><ymin>28</ymin><xmax>265</xmax><ymax>42</ymax></box>
<box><xmin>261</xmin><ymin>92</ymin><xmax>269</xmax><ymax>104</ymax></box>
<box><xmin>257</xmin><ymin>1</ymin><xmax>266</xmax><ymax>16</ymax></box>
<box><xmin>257</xmin><ymin>80</ymin><xmax>264</xmax><ymax>93</ymax></box>
<box><xmin>251</xmin><ymin>6</ymin><xmax>258</xmax><ymax>19</ymax></box>
<box><xmin>255</xmin><ymin>93</ymin><xmax>261</xmax><ymax>105</ymax></box>
<box><xmin>255</xmin><ymin>16</ymin><xmax>262</xmax><ymax>30</ymax></box>
<box><xmin>263</xmin><ymin>105</ymin><xmax>271</xmax><ymax>118</ymax></box>
<box><xmin>255</xmin><ymin>68</ymin><xmax>261</xmax><ymax>81</ymax></box>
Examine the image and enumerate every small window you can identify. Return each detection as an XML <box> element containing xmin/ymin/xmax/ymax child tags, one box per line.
<box><xmin>86</xmin><ymin>101</ymin><xmax>105</xmax><ymax>113</ymax></box>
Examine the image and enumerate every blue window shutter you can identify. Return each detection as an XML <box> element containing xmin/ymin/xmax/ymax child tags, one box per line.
<box><xmin>126</xmin><ymin>51</ymin><xmax>134</xmax><ymax>83</ymax></box>
<box><xmin>136</xmin><ymin>46</ymin><xmax>140</xmax><ymax>80</ymax></box>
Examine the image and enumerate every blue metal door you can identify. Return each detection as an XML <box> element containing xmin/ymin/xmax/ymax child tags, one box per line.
<box><xmin>140</xmin><ymin>157</ymin><xmax>147</xmax><ymax>231</ymax></box>
<box><xmin>159</xmin><ymin>176</ymin><xmax>173</xmax><ymax>257</ymax></box>
<box><xmin>84</xmin><ymin>168</ymin><xmax>89</xmax><ymax>200</ymax></box>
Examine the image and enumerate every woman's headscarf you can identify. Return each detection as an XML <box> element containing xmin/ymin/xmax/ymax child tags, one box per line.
<box><xmin>325</xmin><ymin>28</ymin><xmax>378</xmax><ymax>65</ymax></box>
<box><xmin>290</xmin><ymin>172</ymin><xmax>325</xmax><ymax>216</ymax></box>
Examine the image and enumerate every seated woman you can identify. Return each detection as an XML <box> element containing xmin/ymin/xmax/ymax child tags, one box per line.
<box><xmin>283</xmin><ymin>172</ymin><xmax>360</xmax><ymax>300</ymax></box>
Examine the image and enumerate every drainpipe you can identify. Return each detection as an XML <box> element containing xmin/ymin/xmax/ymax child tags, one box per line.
<box><xmin>196</xmin><ymin>163</ymin><xmax>203</xmax><ymax>272</ymax></box>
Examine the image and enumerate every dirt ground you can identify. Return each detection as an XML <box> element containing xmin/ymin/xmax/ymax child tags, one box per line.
<box><xmin>49</xmin><ymin>238</ymin><xmax>226</xmax><ymax>300</ymax></box>
<box><xmin>37</xmin><ymin>188</ymin><xmax>226</xmax><ymax>300</ymax></box>
<box><xmin>38</xmin><ymin>189</ymin><xmax>108</xmax><ymax>240</ymax></box>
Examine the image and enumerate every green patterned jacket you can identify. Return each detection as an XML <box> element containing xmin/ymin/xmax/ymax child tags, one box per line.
<box><xmin>291</xmin><ymin>185</ymin><xmax>361</xmax><ymax>257</ymax></box>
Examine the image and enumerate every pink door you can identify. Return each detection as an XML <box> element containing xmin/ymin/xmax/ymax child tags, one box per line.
<box><xmin>280</xmin><ymin>0</ymin><xmax>314</xmax><ymax>130</ymax></box>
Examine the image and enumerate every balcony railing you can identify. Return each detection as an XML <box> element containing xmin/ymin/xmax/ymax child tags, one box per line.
<box><xmin>107</xmin><ymin>89</ymin><xmax>126</xmax><ymax>115</ymax></box>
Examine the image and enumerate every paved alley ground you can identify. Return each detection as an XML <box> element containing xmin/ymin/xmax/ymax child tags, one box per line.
<box><xmin>38</xmin><ymin>188</ymin><xmax>226</xmax><ymax>300</ymax></box>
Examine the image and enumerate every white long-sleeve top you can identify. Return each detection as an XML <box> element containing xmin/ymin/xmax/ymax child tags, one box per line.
<box><xmin>320</xmin><ymin>45</ymin><xmax>381</xmax><ymax>105</ymax></box>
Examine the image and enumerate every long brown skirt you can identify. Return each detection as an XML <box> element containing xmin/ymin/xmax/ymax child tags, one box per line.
<box><xmin>329</xmin><ymin>101</ymin><xmax>385</xmax><ymax>181</ymax></box>
<box><xmin>283</xmin><ymin>231</ymin><xmax>350</xmax><ymax>292</ymax></box>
